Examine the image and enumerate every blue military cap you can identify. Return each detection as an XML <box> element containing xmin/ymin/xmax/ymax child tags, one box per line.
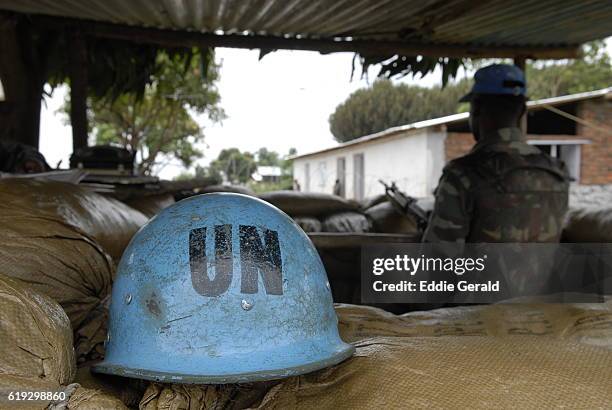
<box><xmin>460</xmin><ymin>64</ymin><xmax>526</xmax><ymax>102</ymax></box>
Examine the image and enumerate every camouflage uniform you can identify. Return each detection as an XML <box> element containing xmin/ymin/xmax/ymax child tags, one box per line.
<box><xmin>422</xmin><ymin>127</ymin><xmax>569</xmax><ymax>243</ymax></box>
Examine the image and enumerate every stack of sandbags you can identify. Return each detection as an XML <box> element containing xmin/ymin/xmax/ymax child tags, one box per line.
<box><xmin>135</xmin><ymin>300</ymin><xmax>612</xmax><ymax>409</ymax></box>
<box><xmin>255</xmin><ymin>336</ymin><xmax>612</xmax><ymax>409</ymax></box>
<box><xmin>259</xmin><ymin>191</ymin><xmax>369</xmax><ymax>233</ymax></box>
<box><xmin>124</xmin><ymin>193</ymin><xmax>175</xmax><ymax>218</ymax></box>
<box><xmin>562</xmin><ymin>207</ymin><xmax>612</xmax><ymax>242</ymax></box>
<box><xmin>0</xmin><ymin>178</ymin><xmax>148</xmax><ymax>261</ymax></box>
<box><xmin>0</xmin><ymin>179</ymin><xmax>116</xmax><ymax>364</ymax></box>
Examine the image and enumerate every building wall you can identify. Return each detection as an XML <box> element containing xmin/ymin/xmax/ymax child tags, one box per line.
<box><xmin>577</xmin><ymin>98</ymin><xmax>612</xmax><ymax>185</ymax></box>
<box><xmin>293</xmin><ymin>129</ymin><xmax>446</xmax><ymax>199</ymax></box>
<box><xmin>445</xmin><ymin>132</ymin><xmax>474</xmax><ymax>161</ymax></box>
<box><xmin>445</xmin><ymin>99</ymin><xmax>612</xmax><ymax>185</ymax></box>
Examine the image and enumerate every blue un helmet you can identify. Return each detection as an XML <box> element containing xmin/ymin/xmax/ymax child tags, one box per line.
<box><xmin>92</xmin><ymin>193</ymin><xmax>354</xmax><ymax>383</ymax></box>
<box><xmin>459</xmin><ymin>64</ymin><xmax>527</xmax><ymax>102</ymax></box>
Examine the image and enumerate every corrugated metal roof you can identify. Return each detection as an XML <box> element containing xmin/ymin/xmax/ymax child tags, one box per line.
<box><xmin>1</xmin><ymin>0</ymin><xmax>611</xmax><ymax>50</ymax></box>
<box><xmin>291</xmin><ymin>87</ymin><xmax>612</xmax><ymax>160</ymax></box>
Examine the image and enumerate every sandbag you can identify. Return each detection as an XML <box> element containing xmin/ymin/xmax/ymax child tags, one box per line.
<box><xmin>359</xmin><ymin>194</ymin><xmax>387</xmax><ymax>210</ymax></box>
<box><xmin>74</xmin><ymin>367</ymin><xmax>146</xmax><ymax>408</ymax></box>
<box><xmin>293</xmin><ymin>216</ymin><xmax>322</xmax><ymax>232</ymax></box>
<box><xmin>322</xmin><ymin>212</ymin><xmax>371</xmax><ymax>233</ymax></box>
<box><xmin>0</xmin><ymin>275</ymin><xmax>75</xmax><ymax>407</ymax></box>
<box><xmin>140</xmin><ymin>383</ymin><xmax>272</xmax><ymax>410</ymax></box>
<box><xmin>258</xmin><ymin>191</ymin><xmax>359</xmax><ymax>217</ymax></box>
<box><xmin>255</xmin><ymin>336</ymin><xmax>612</xmax><ymax>409</ymax></box>
<box><xmin>0</xmin><ymin>203</ymin><xmax>114</xmax><ymax>334</ymax></box>
<box><xmin>123</xmin><ymin>194</ymin><xmax>175</xmax><ymax>218</ymax></box>
<box><xmin>74</xmin><ymin>297</ymin><xmax>110</xmax><ymax>366</ymax></box>
<box><xmin>49</xmin><ymin>384</ymin><xmax>128</xmax><ymax>410</ymax></box>
<box><xmin>562</xmin><ymin>207</ymin><xmax>612</xmax><ymax>242</ymax></box>
<box><xmin>0</xmin><ymin>178</ymin><xmax>148</xmax><ymax>261</ymax></box>
<box><xmin>364</xmin><ymin>201</ymin><xmax>419</xmax><ymax>234</ymax></box>
<box><xmin>199</xmin><ymin>184</ymin><xmax>255</xmax><ymax>196</ymax></box>
<box><xmin>336</xmin><ymin>300</ymin><xmax>612</xmax><ymax>349</ymax></box>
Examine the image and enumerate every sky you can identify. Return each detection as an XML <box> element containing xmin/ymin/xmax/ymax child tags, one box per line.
<box><xmin>38</xmin><ymin>40</ymin><xmax>611</xmax><ymax>179</ymax></box>
<box><xmin>38</xmin><ymin>49</ymin><xmax>447</xmax><ymax>179</ymax></box>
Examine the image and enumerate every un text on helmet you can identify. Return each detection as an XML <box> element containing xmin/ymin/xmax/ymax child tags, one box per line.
<box><xmin>189</xmin><ymin>225</ymin><xmax>283</xmax><ymax>296</ymax></box>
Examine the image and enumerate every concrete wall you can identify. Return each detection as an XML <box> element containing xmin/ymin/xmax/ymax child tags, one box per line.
<box><xmin>293</xmin><ymin>129</ymin><xmax>446</xmax><ymax>199</ymax></box>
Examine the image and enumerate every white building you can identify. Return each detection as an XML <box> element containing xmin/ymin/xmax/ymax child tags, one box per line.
<box><xmin>292</xmin><ymin>88</ymin><xmax>612</xmax><ymax>201</ymax></box>
<box><xmin>292</xmin><ymin>122</ymin><xmax>447</xmax><ymax>200</ymax></box>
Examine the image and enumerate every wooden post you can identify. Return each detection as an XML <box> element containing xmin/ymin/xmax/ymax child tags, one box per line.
<box><xmin>0</xmin><ymin>14</ymin><xmax>43</xmax><ymax>148</ymax></box>
<box><xmin>514</xmin><ymin>55</ymin><xmax>528</xmax><ymax>135</ymax></box>
<box><xmin>69</xmin><ymin>31</ymin><xmax>89</xmax><ymax>152</ymax></box>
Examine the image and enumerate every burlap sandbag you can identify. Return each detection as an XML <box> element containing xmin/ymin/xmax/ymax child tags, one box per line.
<box><xmin>293</xmin><ymin>216</ymin><xmax>322</xmax><ymax>233</ymax></box>
<box><xmin>48</xmin><ymin>384</ymin><xmax>128</xmax><ymax>410</ymax></box>
<box><xmin>322</xmin><ymin>212</ymin><xmax>371</xmax><ymax>233</ymax></box>
<box><xmin>124</xmin><ymin>194</ymin><xmax>175</xmax><ymax>218</ymax></box>
<box><xmin>336</xmin><ymin>301</ymin><xmax>612</xmax><ymax>349</ymax></box>
<box><xmin>140</xmin><ymin>383</ymin><xmax>273</xmax><ymax>410</ymax></box>
<box><xmin>359</xmin><ymin>194</ymin><xmax>387</xmax><ymax>210</ymax></box>
<box><xmin>258</xmin><ymin>191</ymin><xmax>359</xmax><ymax>217</ymax></box>
<box><xmin>0</xmin><ymin>203</ymin><xmax>114</xmax><ymax>363</ymax></box>
<box><xmin>199</xmin><ymin>184</ymin><xmax>255</xmax><ymax>196</ymax></box>
<box><xmin>0</xmin><ymin>275</ymin><xmax>75</xmax><ymax>407</ymax></box>
<box><xmin>73</xmin><ymin>297</ymin><xmax>110</xmax><ymax>366</ymax></box>
<box><xmin>364</xmin><ymin>201</ymin><xmax>419</xmax><ymax>234</ymax></box>
<box><xmin>0</xmin><ymin>210</ymin><xmax>114</xmax><ymax>330</ymax></box>
<box><xmin>0</xmin><ymin>178</ymin><xmax>148</xmax><ymax>261</ymax></box>
<box><xmin>562</xmin><ymin>207</ymin><xmax>612</xmax><ymax>242</ymax></box>
<box><xmin>73</xmin><ymin>366</ymin><xmax>147</xmax><ymax>408</ymax></box>
<box><xmin>254</xmin><ymin>336</ymin><xmax>612</xmax><ymax>409</ymax></box>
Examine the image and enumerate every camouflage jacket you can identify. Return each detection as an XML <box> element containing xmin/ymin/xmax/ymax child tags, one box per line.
<box><xmin>422</xmin><ymin>127</ymin><xmax>569</xmax><ymax>243</ymax></box>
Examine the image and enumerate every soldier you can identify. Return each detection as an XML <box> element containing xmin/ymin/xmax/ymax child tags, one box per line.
<box><xmin>422</xmin><ymin>64</ymin><xmax>569</xmax><ymax>243</ymax></box>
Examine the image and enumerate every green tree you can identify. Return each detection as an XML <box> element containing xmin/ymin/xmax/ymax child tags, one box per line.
<box><xmin>329</xmin><ymin>79</ymin><xmax>471</xmax><ymax>142</ymax></box>
<box><xmin>255</xmin><ymin>147</ymin><xmax>280</xmax><ymax>166</ymax></box>
<box><xmin>526</xmin><ymin>41</ymin><xmax>612</xmax><ymax>99</ymax></box>
<box><xmin>209</xmin><ymin>148</ymin><xmax>257</xmax><ymax>184</ymax></box>
<box><xmin>88</xmin><ymin>49</ymin><xmax>224</xmax><ymax>175</ymax></box>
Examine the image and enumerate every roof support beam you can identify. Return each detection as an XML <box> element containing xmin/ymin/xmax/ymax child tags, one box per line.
<box><xmin>30</xmin><ymin>15</ymin><xmax>580</xmax><ymax>60</ymax></box>
<box><xmin>68</xmin><ymin>30</ymin><xmax>89</xmax><ymax>152</ymax></box>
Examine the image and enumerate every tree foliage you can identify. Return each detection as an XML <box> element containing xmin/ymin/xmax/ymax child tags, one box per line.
<box><xmin>85</xmin><ymin>49</ymin><xmax>224</xmax><ymax>175</ymax></box>
<box><xmin>331</xmin><ymin>41</ymin><xmax>611</xmax><ymax>143</ymax></box>
<box><xmin>209</xmin><ymin>148</ymin><xmax>257</xmax><ymax>184</ymax></box>
<box><xmin>329</xmin><ymin>79</ymin><xmax>471</xmax><ymax>142</ymax></box>
<box><xmin>255</xmin><ymin>147</ymin><xmax>281</xmax><ymax>166</ymax></box>
<box><xmin>526</xmin><ymin>41</ymin><xmax>612</xmax><ymax>99</ymax></box>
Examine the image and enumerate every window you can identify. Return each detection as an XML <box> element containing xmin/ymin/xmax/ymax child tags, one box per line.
<box><xmin>304</xmin><ymin>163</ymin><xmax>310</xmax><ymax>192</ymax></box>
<box><xmin>336</xmin><ymin>157</ymin><xmax>346</xmax><ymax>197</ymax></box>
<box><xmin>529</xmin><ymin>140</ymin><xmax>587</xmax><ymax>182</ymax></box>
<box><xmin>353</xmin><ymin>153</ymin><xmax>364</xmax><ymax>201</ymax></box>
<box><xmin>317</xmin><ymin>161</ymin><xmax>327</xmax><ymax>189</ymax></box>
<box><xmin>0</xmin><ymin>77</ymin><xmax>5</xmax><ymax>101</ymax></box>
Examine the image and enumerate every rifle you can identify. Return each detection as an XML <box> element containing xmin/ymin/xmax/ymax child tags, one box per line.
<box><xmin>379</xmin><ymin>180</ymin><xmax>429</xmax><ymax>231</ymax></box>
